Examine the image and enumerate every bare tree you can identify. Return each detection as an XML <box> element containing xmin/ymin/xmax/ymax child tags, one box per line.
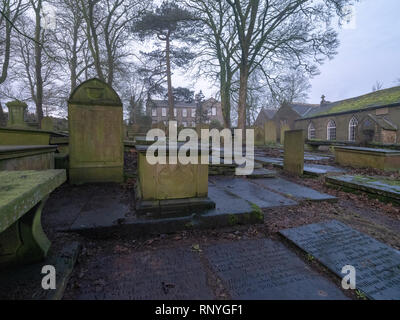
<box><xmin>372</xmin><ymin>80</ymin><xmax>383</xmax><ymax>92</ymax></box>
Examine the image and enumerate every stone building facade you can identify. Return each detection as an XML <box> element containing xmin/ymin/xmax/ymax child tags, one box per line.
<box><xmin>256</xmin><ymin>86</ymin><xmax>400</xmax><ymax>145</ymax></box>
<box><xmin>295</xmin><ymin>87</ymin><xmax>400</xmax><ymax>144</ymax></box>
<box><xmin>146</xmin><ymin>98</ymin><xmax>223</xmax><ymax>127</ymax></box>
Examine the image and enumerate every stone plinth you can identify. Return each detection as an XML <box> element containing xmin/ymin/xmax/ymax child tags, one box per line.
<box><xmin>335</xmin><ymin>146</ymin><xmax>400</xmax><ymax>171</ymax></box>
<box><xmin>0</xmin><ymin>127</ymin><xmax>53</xmax><ymax>145</ymax></box>
<box><xmin>0</xmin><ymin>145</ymin><xmax>57</xmax><ymax>171</ymax></box>
<box><xmin>283</xmin><ymin>130</ymin><xmax>304</xmax><ymax>175</ymax></box>
<box><xmin>68</xmin><ymin>78</ymin><xmax>124</xmax><ymax>184</ymax></box>
<box><xmin>136</xmin><ymin>144</ymin><xmax>212</xmax><ymax>216</ymax></box>
<box><xmin>6</xmin><ymin>100</ymin><xmax>27</xmax><ymax>128</ymax></box>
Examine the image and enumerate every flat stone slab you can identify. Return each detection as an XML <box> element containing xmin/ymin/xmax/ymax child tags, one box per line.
<box><xmin>253</xmin><ymin>178</ymin><xmax>337</xmax><ymax>202</ymax></box>
<box><xmin>0</xmin><ymin>170</ymin><xmax>66</xmax><ymax>233</ymax></box>
<box><xmin>204</xmin><ymin>239</ymin><xmax>348</xmax><ymax>300</ymax></box>
<box><xmin>280</xmin><ymin>220</ymin><xmax>400</xmax><ymax>300</ymax></box>
<box><xmin>247</xmin><ymin>168</ymin><xmax>276</xmax><ymax>179</ymax></box>
<box><xmin>335</xmin><ymin>146</ymin><xmax>400</xmax><ymax>155</ymax></box>
<box><xmin>0</xmin><ymin>242</ymin><xmax>80</xmax><ymax>300</ymax></box>
<box><xmin>326</xmin><ymin>175</ymin><xmax>400</xmax><ymax>203</ymax></box>
<box><xmin>211</xmin><ymin>177</ymin><xmax>297</xmax><ymax>209</ymax></box>
<box><xmin>74</xmin><ymin>247</ymin><xmax>214</xmax><ymax>300</ymax></box>
<box><xmin>255</xmin><ymin>157</ymin><xmax>345</xmax><ymax>176</ymax></box>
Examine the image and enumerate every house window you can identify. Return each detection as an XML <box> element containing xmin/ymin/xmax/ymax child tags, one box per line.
<box><xmin>212</xmin><ymin>107</ymin><xmax>217</xmax><ymax>116</ymax></box>
<box><xmin>308</xmin><ymin>123</ymin><xmax>316</xmax><ymax>140</ymax></box>
<box><xmin>327</xmin><ymin>120</ymin><xmax>336</xmax><ymax>141</ymax></box>
<box><xmin>152</xmin><ymin>109</ymin><xmax>157</xmax><ymax>117</ymax></box>
<box><xmin>349</xmin><ymin>117</ymin><xmax>358</xmax><ymax>142</ymax></box>
<box><xmin>174</xmin><ymin>108</ymin><xmax>177</xmax><ymax>117</ymax></box>
<box><xmin>182</xmin><ymin>121</ymin><xmax>187</xmax><ymax>127</ymax></box>
<box><xmin>162</xmin><ymin>108</ymin><xmax>167</xmax><ymax>117</ymax></box>
<box><xmin>191</xmin><ymin>109</ymin><xmax>196</xmax><ymax>118</ymax></box>
<box><xmin>182</xmin><ymin>109</ymin><xmax>187</xmax><ymax>117</ymax></box>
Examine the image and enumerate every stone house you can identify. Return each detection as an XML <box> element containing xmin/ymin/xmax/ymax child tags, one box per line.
<box><xmin>254</xmin><ymin>108</ymin><xmax>277</xmax><ymax>126</ymax></box>
<box><xmin>146</xmin><ymin>97</ymin><xmax>223</xmax><ymax>127</ymax></box>
<box><xmin>270</xmin><ymin>102</ymin><xmax>318</xmax><ymax>142</ymax></box>
<box><xmin>295</xmin><ymin>86</ymin><xmax>400</xmax><ymax>144</ymax></box>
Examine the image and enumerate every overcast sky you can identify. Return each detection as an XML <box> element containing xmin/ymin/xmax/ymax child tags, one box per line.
<box><xmin>308</xmin><ymin>0</ymin><xmax>400</xmax><ymax>103</ymax></box>
<box><xmin>177</xmin><ymin>0</ymin><xmax>400</xmax><ymax>105</ymax></box>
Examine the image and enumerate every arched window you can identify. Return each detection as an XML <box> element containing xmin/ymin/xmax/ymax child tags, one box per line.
<box><xmin>308</xmin><ymin>122</ymin><xmax>316</xmax><ymax>140</ymax></box>
<box><xmin>327</xmin><ymin>120</ymin><xmax>336</xmax><ymax>141</ymax></box>
<box><xmin>348</xmin><ymin>117</ymin><xmax>358</xmax><ymax>142</ymax></box>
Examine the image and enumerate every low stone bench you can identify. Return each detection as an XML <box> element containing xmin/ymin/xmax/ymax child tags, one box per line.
<box><xmin>0</xmin><ymin>170</ymin><xmax>66</xmax><ymax>268</ymax></box>
<box><xmin>0</xmin><ymin>145</ymin><xmax>57</xmax><ymax>171</ymax></box>
<box><xmin>335</xmin><ymin>146</ymin><xmax>400</xmax><ymax>171</ymax></box>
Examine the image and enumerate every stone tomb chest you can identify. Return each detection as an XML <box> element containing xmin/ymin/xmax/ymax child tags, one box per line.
<box><xmin>68</xmin><ymin>78</ymin><xmax>124</xmax><ymax>184</ymax></box>
<box><xmin>136</xmin><ymin>144</ymin><xmax>214</xmax><ymax>216</ymax></box>
<box><xmin>335</xmin><ymin>146</ymin><xmax>400</xmax><ymax>172</ymax></box>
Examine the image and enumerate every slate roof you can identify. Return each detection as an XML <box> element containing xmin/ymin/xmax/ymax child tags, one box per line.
<box><xmin>259</xmin><ymin>108</ymin><xmax>277</xmax><ymax>119</ymax></box>
<box><xmin>288</xmin><ymin>103</ymin><xmax>319</xmax><ymax>117</ymax></box>
<box><xmin>301</xmin><ymin>86</ymin><xmax>400</xmax><ymax>119</ymax></box>
<box><xmin>148</xmin><ymin>99</ymin><xmax>197</xmax><ymax>108</ymax></box>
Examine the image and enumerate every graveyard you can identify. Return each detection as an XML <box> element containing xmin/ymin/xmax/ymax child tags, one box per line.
<box><xmin>0</xmin><ymin>0</ymin><xmax>400</xmax><ymax>305</ymax></box>
<box><xmin>0</xmin><ymin>78</ymin><xmax>399</xmax><ymax>301</ymax></box>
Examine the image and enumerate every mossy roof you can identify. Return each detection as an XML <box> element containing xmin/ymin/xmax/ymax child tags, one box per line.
<box><xmin>303</xmin><ymin>86</ymin><xmax>400</xmax><ymax>119</ymax></box>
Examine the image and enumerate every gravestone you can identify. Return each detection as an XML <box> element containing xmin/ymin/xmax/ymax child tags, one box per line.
<box><xmin>284</xmin><ymin>129</ymin><xmax>304</xmax><ymax>175</ymax></box>
<box><xmin>68</xmin><ymin>78</ymin><xmax>123</xmax><ymax>184</ymax></box>
<box><xmin>265</xmin><ymin>120</ymin><xmax>277</xmax><ymax>144</ymax></box>
<box><xmin>204</xmin><ymin>239</ymin><xmax>348</xmax><ymax>300</ymax></box>
<box><xmin>41</xmin><ymin>116</ymin><xmax>53</xmax><ymax>131</ymax></box>
<box><xmin>74</xmin><ymin>247</ymin><xmax>214</xmax><ymax>300</ymax></box>
<box><xmin>253</xmin><ymin>126</ymin><xmax>265</xmax><ymax>146</ymax></box>
<box><xmin>280</xmin><ymin>123</ymin><xmax>290</xmax><ymax>144</ymax></box>
<box><xmin>6</xmin><ymin>100</ymin><xmax>27</xmax><ymax>128</ymax></box>
<box><xmin>280</xmin><ymin>220</ymin><xmax>400</xmax><ymax>300</ymax></box>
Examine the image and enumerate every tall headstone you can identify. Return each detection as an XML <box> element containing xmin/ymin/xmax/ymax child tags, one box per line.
<box><xmin>41</xmin><ymin>116</ymin><xmax>53</xmax><ymax>131</ymax></box>
<box><xmin>254</xmin><ymin>126</ymin><xmax>265</xmax><ymax>146</ymax></box>
<box><xmin>284</xmin><ymin>129</ymin><xmax>304</xmax><ymax>175</ymax></box>
<box><xmin>68</xmin><ymin>78</ymin><xmax>123</xmax><ymax>184</ymax></box>
<box><xmin>6</xmin><ymin>100</ymin><xmax>27</xmax><ymax>128</ymax></box>
<box><xmin>264</xmin><ymin>120</ymin><xmax>277</xmax><ymax>144</ymax></box>
<box><xmin>280</xmin><ymin>123</ymin><xmax>290</xmax><ymax>145</ymax></box>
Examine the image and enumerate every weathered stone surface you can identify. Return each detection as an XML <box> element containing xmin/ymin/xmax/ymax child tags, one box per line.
<box><xmin>74</xmin><ymin>247</ymin><xmax>214</xmax><ymax>300</ymax></box>
<box><xmin>210</xmin><ymin>177</ymin><xmax>297</xmax><ymax>208</ymax></box>
<box><xmin>253</xmin><ymin>126</ymin><xmax>265</xmax><ymax>146</ymax></box>
<box><xmin>0</xmin><ymin>145</ymin><xmax>56</xmax><ymax>171</ymax></box>
<box><xmin>137</xmin><ymin>147</ymin><xmax>208</xmax><ymax>201</ymax></box>
<box><xmin>335</xmin><ymin>146</ymin><xmax>400</xmax><ymax>171</ymax></box>
<box><xmin>6</xmin><ymin>100</ymin><xmax>27</xmax><ymax>128</ymax></box>
<box><xmin>41</xmin><ymin>117</ymin><xmax>53</xmax><ymax>131</ymax></box>
<box><xmin>284</xmin><ymin>130</ymin><xmax>304</xmax><ymax>175</ymax></box>
<box><xmin>326</xmin><ymin>175</ymin><xmax>400</xmax><ymax>204</ymax></box>
<box><xmin>68</xmin><ymin>78</ymin><xmax>124</xmax><ymax>184</ymax></box>
<box><xmin>0</xmin><ymin>127</ymin><xmax>52</xmax><ymax>145</ymax></box>
<box><xmin>280</xmin><ymin>220</ymin><xmax>400</xmax><ymax>300</ymax></box>
<box><xmin>264</xmin><ymin>120</ymin><xmax>277</xmax><ymax>144</ymax></box>
<box><xmin>205</xmin><ymin>239</ymin><xmax>348</xmax><ymax>300</ymax></box>
<box><xmin>0</xmin><ymin>170</ymin><xmax>66</xmax><ymax>233</ymax></box>
<box><xmin>253</xmin><ymin>178</ymin><xmax>337</xmax><ymax>202</ymax></box>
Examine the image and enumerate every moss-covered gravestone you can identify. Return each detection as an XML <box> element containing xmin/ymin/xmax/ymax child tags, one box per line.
<box><xmin>265</xmin><ymin>120</ymin><xmax>277</xmax><ymax>144</ymax></box>
<box><xmin>284</xmin><ymin>130</ymin><xmax>304</xmax><ymax>175</ymax></box>
<box><xmin>6</xmin><ymin>100</ymin><xmax>27</xmax><ymax>128</ymax></box>
<box><xmin>41</xmin><ymin>117</ymin><xmax>53</xmax><ymax>131</ymax></box>
<box><xmin>254</xmin><ymin>126</ymin><xmax>265</xmax><ymax>146</ymax></box>
<box><xmin>68</xmin><ymin>78</ymin><xmax>123</xmax><ymax>184</ymax></box>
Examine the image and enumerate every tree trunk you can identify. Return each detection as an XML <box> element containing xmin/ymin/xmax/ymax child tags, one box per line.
<box><xmin>165</xmin><ymin>31</ymin><xmax>174</xmax><ymax>121</ymax></box>
<box><xmin>34</xmin><ymin>0</ymin><xmax>44</xmax><ymax>126</ymax></box>
<box><xmin>237</xmin><ymin>64</ymin><xmax>248</xmax><ymax>132</ymax></box>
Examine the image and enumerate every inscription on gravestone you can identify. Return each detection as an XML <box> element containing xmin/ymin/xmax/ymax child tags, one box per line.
<box><xmin>204</xmin><ymin>239</ymin><xmax>348</xmax><ymax>300</ymax></box>
<box><xmin>74</xmin><ymin>247</ymin><xmax>214</xmax><ymax>300</ymax></box>
<box><xmin>280</xmin><ymin>220</ymin><xmax>400</xmax><ymax>300</ymax></box>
